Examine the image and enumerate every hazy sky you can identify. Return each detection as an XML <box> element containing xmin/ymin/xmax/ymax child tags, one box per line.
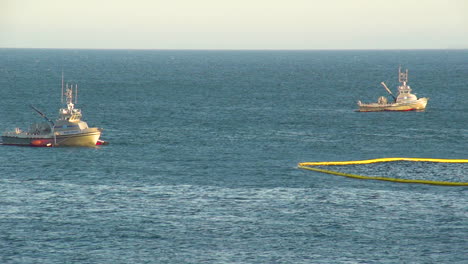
<box><xmin>1</xmin><ymin>0</ymin><xmax>467</xmax><ymax>49</ymax></box>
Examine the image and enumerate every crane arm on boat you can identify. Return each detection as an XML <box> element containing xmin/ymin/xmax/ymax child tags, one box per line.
<box><xmin>30</xmin><ymin>105</ymin><xmax>55</xmax><ymax>126</ymax></box>
<box><xmin>380</xmin><ymin>82</ymin><xmax>397</xmax><ymax>102</ymax></box>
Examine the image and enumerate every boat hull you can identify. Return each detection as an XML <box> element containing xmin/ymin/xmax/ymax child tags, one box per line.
<box><xmin>357</xmin><ymin>98</ymin><xmax>428</xmax><ymax>112</ymax></box>
<box><xmin>2</xmin><ymin>130</ymin><xmax>101</xmax><ymax>147</ymax></box>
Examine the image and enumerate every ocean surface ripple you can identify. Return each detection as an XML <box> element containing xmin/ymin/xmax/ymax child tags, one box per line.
<box><xmin>0</xmin><ymin>49</ymin><xmax>467</xmax><ymax>263</ymax></box>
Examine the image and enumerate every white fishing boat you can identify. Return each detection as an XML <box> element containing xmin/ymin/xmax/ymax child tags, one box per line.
<box><xmin>2</xmin><ymin>76</ymin><xmax>103</xmax><ymax>147</ymax></box>
<box><xmin>357</xmin><ymin>67</ymin><xmax>428</xmax><ymax>112</ymax></box>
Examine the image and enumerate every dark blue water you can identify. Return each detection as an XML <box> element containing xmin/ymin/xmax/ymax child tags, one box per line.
<box><xmin>0</xmin><ymin>49</ymin><xmax>467</xmax><ymax>263</ymax></box>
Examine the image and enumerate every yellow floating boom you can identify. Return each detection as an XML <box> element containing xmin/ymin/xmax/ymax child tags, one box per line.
<box><xmin>298</xmin><ymin>157</ymin><xmax>468</xmax><ymax>186</ymax></box>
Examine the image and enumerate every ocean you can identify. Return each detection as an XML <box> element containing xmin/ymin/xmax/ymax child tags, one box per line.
<box><xmin>0</xmin><ymin>49</ymin><xmax>467</xmax><ymax>263</ymax></box>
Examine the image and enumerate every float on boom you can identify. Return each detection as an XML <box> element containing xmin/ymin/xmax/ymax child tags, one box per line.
<box><xmin>357</xmin><ymin>67</ymin><xmax>428</xmax><ymax>112</ymax></box>
<box><xmin>2</xmin><ymin>77</ymin><xmax>103</xmax><ymax>147</ymax></box>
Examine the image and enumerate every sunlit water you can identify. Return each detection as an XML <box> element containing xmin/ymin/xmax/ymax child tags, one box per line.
<box><xmin>0</xmin><ymin>49</ymin><xmax>467</xmax><ymax>263</ymax></box>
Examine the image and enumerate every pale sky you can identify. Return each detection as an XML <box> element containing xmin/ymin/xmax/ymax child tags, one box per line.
<box><xmin>1</xmin><ymin>0</ymin><xmax>467</xmax><ymax>49</ymax></box>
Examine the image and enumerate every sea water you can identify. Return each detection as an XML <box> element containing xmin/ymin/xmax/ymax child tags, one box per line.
<box><xmin>0</xmin><ymin>49</ymin><xmax>467</xmax><ymax>263</ymax></box>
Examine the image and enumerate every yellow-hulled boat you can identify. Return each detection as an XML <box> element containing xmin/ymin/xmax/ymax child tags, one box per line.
<box><xmin>2</xmin><ymin>76</ymin><xmax>102</xmax><ymax>147</ymax></box>
<box><xmin>357</xmin><ymin>67</ymin><xmax>428</xmax><ymax>112</ymax></box>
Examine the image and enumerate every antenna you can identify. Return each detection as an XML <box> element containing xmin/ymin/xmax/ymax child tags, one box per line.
<box><xmin>75</xmin><ymin>84</ymin><xmax>78</xmax><ymax>104</ymax></box>
<box><xmin>61</xmin><ymin>71</ymin><xmax>64</xmax><ymax>103</ymax></box>
<box><xmin>398</xmin><ymin>67</ymin><xmax>408</xmax><ymax>85</ymax></box>
<box><xmin>65</xmin><ymin>83</ymin><xmax>69</xmax><ymax>105</ymax></box>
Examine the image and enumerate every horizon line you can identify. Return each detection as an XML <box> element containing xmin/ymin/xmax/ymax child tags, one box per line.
<box><xmin>1</xmin><ymin>47</ymin><xmax>467</xmax><ymax>51</ymax></box>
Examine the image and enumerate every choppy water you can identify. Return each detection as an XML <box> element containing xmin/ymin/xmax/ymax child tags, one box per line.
<box><xmin>0</xmin><ymin>49</ymin><xmax>467</xmax><ymax>263</ymax></box>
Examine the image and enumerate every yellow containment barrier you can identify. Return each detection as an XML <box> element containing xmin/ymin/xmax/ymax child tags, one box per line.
<box><xmin>298</xmin><ymin>158</ymin><xmax>468</xmax><ymax>186</ymax></box>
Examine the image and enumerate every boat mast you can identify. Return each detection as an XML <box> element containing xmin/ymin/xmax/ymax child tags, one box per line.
<box><xmin>66</xmin><ymin>84</ymin><xmax>73</xmax><ymax>108</ymax></box>
<box><xmin>398</xmin><ymin>66</ymin><xmax>408</xmax><ymax>86</ymax></box>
